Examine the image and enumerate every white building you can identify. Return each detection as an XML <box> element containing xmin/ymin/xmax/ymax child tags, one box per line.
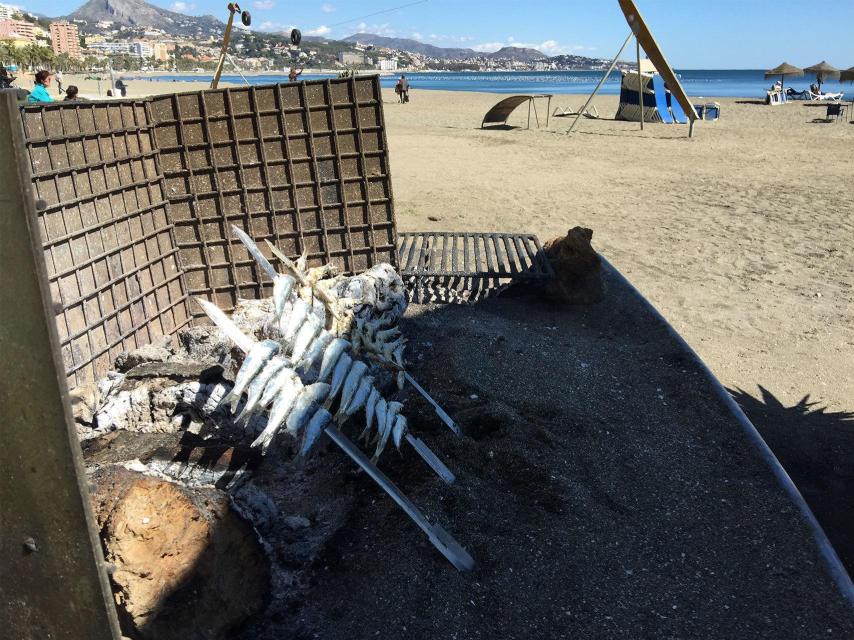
<box><xmin>338</xmin><ymin>51</ymin><xmax>367</xmax><ymax>66</ymax></box>
<box><xmin>89</xmin><ymin>41</ymin><xmax>153</xmax><ymax>58</ymax></box>
<box><xmin>376</xmin><ymin>58</ymin><xmax>398</xmax><ymax>71</ymax></box>
<box><xmin>0</xmin><ymin>4</ymin><xmax>14</xmax><ymax>21</ymax></box>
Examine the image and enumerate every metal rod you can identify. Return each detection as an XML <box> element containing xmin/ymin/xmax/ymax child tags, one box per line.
<box><xmin>404</xmin><ymin>372</ymin><xmax>462</xmax><ymax>436</ymax></box>
<box><xmin>211</xmin><ymin>6</ymin><xmax>237</xmax><ymax>89</ymax></box>
<box><xmin>405</xmin><ymin>433</ymin><xmax>455</xmax><ymax>484</ymax></box>
<box><xmin>568</xmin><ymin>31</ymin><xmax>633</xmax><ymax>134</ymax></box>
<box><xmin>637</xmin><ymin>37</ymin><xmax>644</xmax><ymax>131</ymax></box>
<box><xmin>325</xmin><ymin>426</ymin><xmax>474</xmax><ymax>571</ymax></box>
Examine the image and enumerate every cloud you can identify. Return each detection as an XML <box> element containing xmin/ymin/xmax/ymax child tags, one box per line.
<box><xmin>321</xmin><ymin>3</ymin><xmax>336</xmax><ymax>12</ymax></box>
<box><xmin>306</xmin><ymin>25</ymin><xmax>332</xmax><ymax>36</ymax></box>
<box><xmin>472</xmin><ymin>38</ymin><xmax>589</xmax><ymax>56</ymax></box>
<box><xmin>169</xmin><ymin>2</ymin><xmax>195</xmax><ymax>12</ymax></box>
<box><xmin>353</xmin><ymin>22</ymin><xmax>396</xmax><ymax>37</ymax></box>
<box><xmin>253</xmin><ymin>0</ymin><xmax>275</xmax><ymax>8</ymax></box>
<box><xmin>257</xmin><ymin>20</ymin><xmax>297</xmax><ymax>33</ymax></box>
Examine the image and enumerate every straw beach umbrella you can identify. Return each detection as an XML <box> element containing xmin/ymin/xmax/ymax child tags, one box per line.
<box><xmin>841</xmin><ymin>66</ymin><xmax>854</xmax><ymax>83</ymax></box>
<box><xmin>804</xmin><ymin>61</ymin><xmax>840</xmax><ymax>93</ymax></box>
<box><xmin>764</xmin><ymin>62</ymin><xmax>803</xmax><ymax>93</ymax></box>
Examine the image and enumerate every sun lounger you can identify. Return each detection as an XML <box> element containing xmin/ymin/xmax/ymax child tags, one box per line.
<box><xmin>694</xmin><ymin>103</ymin><xmax>721</xmax><ymax>121</ymax></box>
<box><xmin>811</xmin><ymin>91</ymin><xmax>844</xmax><ymax>101</ymax></box>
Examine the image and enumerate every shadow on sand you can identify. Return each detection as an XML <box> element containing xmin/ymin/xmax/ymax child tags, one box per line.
<box><xmin>729</xmin><ymin>385</ymin><xmax>854</xmax><ymax>573</ymax></box>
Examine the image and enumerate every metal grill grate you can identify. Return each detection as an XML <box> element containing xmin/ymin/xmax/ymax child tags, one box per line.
<box><xmin>20</xmin><ymin>100</ymin><xmax>191</xmax><ymax>388</ymax></box>
<box><xmin>18</xmin><ymin>76</ymin><xmax>399</xmax><ymax>385</ymax></box>
<box><xmin>397</xmin><ymin>231</ymin><xmax>554</xmax><ymax>280</ymax></box>
<box><xmin>149</xmin><ymin>77</ymin><xmax>398</xmax><ymax>314</ymax></box>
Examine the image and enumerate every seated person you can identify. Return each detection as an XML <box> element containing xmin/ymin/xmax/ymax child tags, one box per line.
<box><xmin>27</xmin><ymin>70</ymin><xmax>53</xmax><ymax>103</ymax></box>
<box><xmin>63</xmin><ymin>85</ymin><xmax>86</xmax><ymax>101</ymax></box>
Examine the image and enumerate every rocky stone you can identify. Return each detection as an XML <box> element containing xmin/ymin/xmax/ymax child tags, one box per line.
<box><xmin>540</xmin><ymin>226</ymin><xmax>604</xmax><ymax>305</ymax></box>
<box><xmin>89</xmin><ymin>467</ymin><xmax>270</xmax><ymax>640</ymax></box>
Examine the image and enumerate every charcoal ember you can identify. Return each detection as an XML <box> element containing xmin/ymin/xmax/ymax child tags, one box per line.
<box><xmin>89</xmin><ymin>467</ymin><xmax>270</xmax><ymax>640</ymax></box>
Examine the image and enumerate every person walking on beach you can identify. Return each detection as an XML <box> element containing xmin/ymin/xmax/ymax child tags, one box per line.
<box><xmin>395</xmin><ymin>75</ymin><xmax>410</xmax><ymax>103</ymax></box>
<box><xmin>28</xmin><ymin>70</ymin><xmax>53</xmax><ymax>103</ymax></box>
<box><xmin>289</xmin><ymin>67</ymin><xmax>303</xmax><ymax>83</ymax></box>
<box><xmin>55</xmin><ymin>69</ymin><xmax>64</xmax><ymax>95</ymax></box>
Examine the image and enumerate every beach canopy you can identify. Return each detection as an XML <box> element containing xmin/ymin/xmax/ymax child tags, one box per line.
<box><xmin>765</xmin><ymin>62</ymin><xmax>803</xmax><ymax>79</ymax></box>
<box><xmin>764</xmin><ymin>62</ymin><xmax>803</xmax><ymax>93</ymax></box>
<box><xmin>840</xmin><ymin>66</ymin><xmax>854</xmax><ymax>83</ymax></box>
<box><xmin>804</xmin><ymin>61</ymin><xmax>841</xmax><ymax>91</ymax></box>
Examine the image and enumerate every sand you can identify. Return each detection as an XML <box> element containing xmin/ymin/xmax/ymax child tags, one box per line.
<box><xmin>378</xmin><ymin>89</ymin><xmax>854</xmax><ymax>421</ymax></box>
<box><xmin>48</xmin><ymin>75</ymin><xmax>854</xmax><ymax>423</ymax></box>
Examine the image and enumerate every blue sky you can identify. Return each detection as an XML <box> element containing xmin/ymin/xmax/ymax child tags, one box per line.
<box><xmin>21</xmin><ymin>0</ymin><xmax>854</xmax><ymax>68</ymax></box>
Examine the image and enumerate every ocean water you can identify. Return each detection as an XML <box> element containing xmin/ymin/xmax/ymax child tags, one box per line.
<box><xmin>145</xmin><ymin>70</ymin><xmax>849</xmax><ymax>99</ymax></box>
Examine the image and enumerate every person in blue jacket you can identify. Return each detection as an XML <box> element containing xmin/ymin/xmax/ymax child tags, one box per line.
<box><xmin>28</xmin><ymin>70</ymin><xmax>53</xmax><ymax>103</ymax></box>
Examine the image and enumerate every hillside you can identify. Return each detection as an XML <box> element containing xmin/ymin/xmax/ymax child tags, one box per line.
<box><xmin>342</xmin><ymin>33</ymin><xmax>476</xmax><ymax>60</ymax></box>
<box><xmin>67</xmin><ymin>0</ymin><xmax>224</xmax><ymax>35</ymax></box>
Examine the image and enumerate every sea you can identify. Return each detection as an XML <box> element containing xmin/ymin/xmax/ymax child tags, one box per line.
<box><xmin>142</xmin><ymin>69</ymin><xmax>849</xmax><ymax>99</ymax></box>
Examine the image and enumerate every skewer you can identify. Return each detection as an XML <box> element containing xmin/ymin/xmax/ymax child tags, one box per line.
<box><xmin>362</xmin><ymin>352</ymin><xmax>462</xmax><ymax>437</ymax></box>
<box><xmin>194</xmin><ymin>298</ymin><xmax>471</xmax><ymax>570</ymax></box>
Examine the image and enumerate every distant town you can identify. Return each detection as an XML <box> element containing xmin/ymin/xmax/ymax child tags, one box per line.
<box><xmin>0</xmin><ymin>0</ymin><xmax>633</xmax><ymax>74</ymax></box>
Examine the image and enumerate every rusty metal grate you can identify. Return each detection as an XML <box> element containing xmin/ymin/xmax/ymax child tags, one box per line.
<box><xmin>149</xmin><ymin>76</ymin><xmax>397</xmax><ymax>314</ymax></box>
<box><xmin>397</xmin><ymin>231</ymin><xmax>553</xmax><ymax>280</ymax></box>
<box><xmin>20</xmin><ymin>100</ymin><xmax>191</xmax><ymax>389</ymax></box>
<box><xmin>18</xmin><ymin>76</ymin><xmax>398</xmax><ymax>386</ymax></box>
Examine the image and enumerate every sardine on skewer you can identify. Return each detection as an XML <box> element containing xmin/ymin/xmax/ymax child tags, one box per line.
<box><xmin>337</xmin><ymin>361</ymin><xmax>368</xmax><ymax>417</ymax></box>
<box><xmin>291</xmin><ymin>314</ymin><xmax>322</xmax><ymax>362</ymax></box>
<box><xmin>259</xmin><ymin>365</ymin><xmax>299</xmax><ymax>411</ymax></box>
<box><xmin>360</xmin><ymin>388</ymin><xmax>381</xmax><ymax>442</ymax></box>
<box><xmin>234</xmin><ymin>357</ymin><xmax>287</xmax><ymax>423</ymax></box>
<box><xmin>373</xmin><ymin>401</ymin><xmax>403</xmax><ymax>462</ymax></box>
<box><xmin>282</xmin><ymin>297</ymin><xmax>310</xmax><ymax>346</ymax></box>
<box><xmin>299</xmin><ymin>408</ymin><xmax>332</xmax><ymax>457</ymax></box>
<box><xmin>336</xmin><ymin>375</ymin><xmax>374</xmax><ymax>426</ymax></box>
<box><xmin>298</xmin><ymin>330</ymin><xmax>335</xmax><ymax>375</ymax></box>
<box><xmin>318</xmin><ymin>338</ymin><xmax>349</xmax><ymax>382</ymax></box>
<box><xmin>286</xmin><ymin>383</ymin><xmax>330</xmax><ymax>435</ymax></box>
<box><xmin>224</xmin><ymin>339</ymin><xmax>280</xmax><ymax>413</ymax></box>
<box><xmin>325</xmin><ymin>352</ymin><xmax>353</xmax><ymax>408</ymax></box>
<box><xmin>251</xmin><ymin>375</ymin><xmax>304</xmax><ymax>452</ymax></box>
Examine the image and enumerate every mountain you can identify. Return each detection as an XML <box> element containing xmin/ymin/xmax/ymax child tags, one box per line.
<box><xmin>343</xmin><ymin>33</ymin><xmax>551</xmax><ymax>62</ymax></box>
<box><xmin>68</xmin><ymin>0</ymin><xmax>224</xmax><ymax>34</ymax></box>
<box><xmin>485</xmin><ymin>46</ymin><xmax>546</xmax><ymax>62</ymax></box>
<box><xmin>342</xmin><ymin>33</ymin><xmax>475</xmax><ymax>60</ymax></box>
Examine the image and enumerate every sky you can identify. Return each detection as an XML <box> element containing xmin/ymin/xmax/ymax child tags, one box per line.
<box><xmin>18</xmin><ymin>0</ymin><xmax>854</xmax><ymax>69</ymax></box>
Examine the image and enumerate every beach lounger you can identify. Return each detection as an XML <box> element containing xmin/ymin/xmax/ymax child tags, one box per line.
<box><xmin>552</xmin><ymin>105</ymin><xmax>576</xmax><ymax>117</ymax></box>
<box><xmin>694</xmin><ymin>103</ymin><xmax>721</xmax><ymax>121</ymax></box>
<box><xmin>581</xmin><ymin>104</ymin><xmax>600</xmax><ymax>119</ymax></box>
<box><xmin>652</xmin><ymin>75</ymin><xmax>674</xmax><ymax>123</ymax></box>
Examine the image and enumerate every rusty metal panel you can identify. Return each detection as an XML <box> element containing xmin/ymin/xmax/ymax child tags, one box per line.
<box><xmin>148</xmin><ymin>76</ymin><xmax>398</xmax><ymax>314</ymax></box>
<box><xmin>0</xmin><ymin>90</ymin><xmax>121</xmax><ymax>640</ymax></box>
<box><xmin>19</xmin><ymin>99</ymin><xmax>191</xmax><ymax>388</ymax></box>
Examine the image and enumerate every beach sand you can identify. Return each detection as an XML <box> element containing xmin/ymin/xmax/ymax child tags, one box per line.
<box><xmin>54</xmin><ymin>74</ymin><xmax>854</xmax><ymax>417</ymax></box>
<box><xmin>380</xmin><ymin>89</ymin><xmax>854</xmax><ymax>421</ymax></box>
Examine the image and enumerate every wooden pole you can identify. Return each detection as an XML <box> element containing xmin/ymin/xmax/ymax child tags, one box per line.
<box><xmin>211</xmin><ymin>5</ymin><xmax>237</xmax><ymax>90</ymax></box>
<box><xmin>637</xmin><ymin>38</ymin><xmax>644</xmax><ymax>131</ymax></box>
<box><xmin>568</xmin><ymin>31</ymin><xmax>633</xmax><ymax>134</ymax></box>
